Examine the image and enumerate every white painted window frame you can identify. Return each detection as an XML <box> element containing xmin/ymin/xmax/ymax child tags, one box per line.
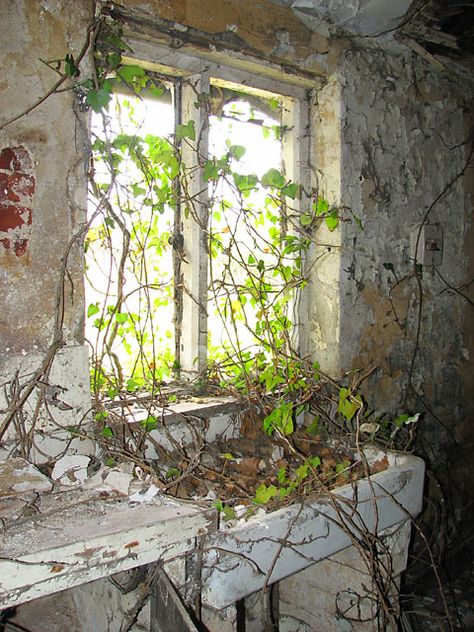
<box><xmin>118</xmin><ymin>41</ymin><xmax>314</xmax><ymax>379</ymax></box>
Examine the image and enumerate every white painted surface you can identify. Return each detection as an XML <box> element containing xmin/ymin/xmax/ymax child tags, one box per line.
<box><xmin>200</xmin><ymin>449</ymin><xmax>424</xmax><ymax>608</ymax></box>
<box><xmin>0</xmin><ymin>345</ymin><xmax>93</xmax><ymax>463</ymax></box>
<box><xmin>0</xmin><ymin>490</ymin><xmax>214</xmax><ymax>610</ymax></box>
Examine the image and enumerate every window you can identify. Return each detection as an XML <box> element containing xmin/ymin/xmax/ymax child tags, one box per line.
<box><xmin>86</xmin><ymin>55</ymin><xmax>312</xmax><ymax>398</ymax></box>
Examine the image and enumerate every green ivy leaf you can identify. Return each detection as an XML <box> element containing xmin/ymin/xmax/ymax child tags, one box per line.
<box><xmin>102</xmin><ymin>426</ymin><xmax>114</xmax><ymax>438</ymax></box>
<box><xmin>325</xmin><ymin>210</ymin><xmax>339</xmax><ymax>231</ymax></box>
<box><xmin>148</xmin><ymin>82</ymin><xmax>165</xmax><ymax>98</ymax></box>
<box><xmin>126</xmin><ymin>378</ymin><xmax>141</xmax><ymax>393</ymax></box>
<box><xmin>295</xmin><ymin>464</ymin><xmax>309</xmax><ymax>480</ymax></box>
<box><xmin>86</xmin><ymin>88</ymin><xmax>112</xmax><ymax>113</ymax></box>
<box><xmin>282</xmin><ymin>183</ymin><xmax>299</xmax><ymax>199</ymax></box>
<box><xmin>300</xmin><ymin>211</ymin><xmax>313</xmax><ymax>227</ymax></box>
<box><xmin>263</xmin><ymin>402</ymin><xmax>294</xmax><ymax>436</ymax></box>
<box><xmin>141</xmin><ymin>415</ymin><xmax>158</xmax><ymax>431</ymax></box>
<box><xmin>106</xmin><ymin>52</ymin><xmax>122</xmax><ymax>69</ymax></box>
<box><xmin>64</xmin><ymin>54</ymin><xmax>79</xmax><ymax>78</ymax></box>
<box><xmin>253</xmin><ymin>483</ymin><xmax>277</xmax><ymax>505</ymax></box>
<box><xmin>214</xmin><ymin>500</ymin><xmax>236</xmax><ymax>521</ymax></box>
<box><xmin>268</xmin><ymin>97</ymin><xmax>280</xmax><ymax>111</ymax></box>
<box><xmin>103</xmin><ymin>33</ymin><xmax>133</xmax><ymax>53</ymax></box>
<box><xmin>261</xmin><ymin>168</ymin><xmax>285</xmax><ymax>189</ymax></box>
<box><xmin>222</xmin><ymin>506</ymin><xmax>237</xmax><ymax>521</ymax></box>
<box><xmin>229</xmin><ymin>144</ymin><xmax>246</xmax><ymax>160</ymax></box>
<box><xmin>316</xmin><ymin>198</ymin><xmax>330</xmax><ymax>215</ymax></box>
<box><xmin>176</xmin><ymin>120</ymin><xmax>196</xmax><ymax>141</ymax></box>
<box><xmin>337</xmin><ymin>388</ymin><xmax>363</xmax><ymax>422</ymax></box>
<box><xmin>233</xmin><ymin>173</ymin><xmax>258</xmax><ymax>193</ymax></box>
<box><xmin>87</xmin><ymin>303</ymin><xmax>100</xmax><ymax>318</ymax></box>
<box><xmin>204</xmin><ymin>160</ymin><xmax>219</xmax><ymax>181</ymax></box>
<box><xmin>117</xmin><ymin>64</ymin><xmax>148</xmax><ymax>92</ymax></box>
<box><xmin>309</xmin><ymin>456</ymin><xmax>321</xmax><ymax>468</ymax></box>
<box><xmin>277</xmin><ymin>466</ymin><xmax>287</xmax><ymax>484</ymax></box>
<box><xmin>115</xmin><ymin>313</ymin><xmax>129</xmax><ymax>324</ymax></box>
<box><xmin>220</xmin><ymin>452</ymin><xmax>236</xmax><ymax>461</ymax></box>
<box><xmin>166</xmin><ymin>466</ymin><xmax>180</xmax><ymax>479</ymax></box>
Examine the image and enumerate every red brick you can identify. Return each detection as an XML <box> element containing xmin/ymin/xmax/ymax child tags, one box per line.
<box><xmin>0</xmin><ymin>146</ymin><xmax>33</xmax><ymax>171</ymax></box>
<box><xmin>0</xmin><ymin>172</ymin><xmax>35</xmax><ymax>203</ymax></box>
<box><xmin>0</xmin><ymin>204</ymin><xmax>32</xmax><ymax>231</ymax></box>
<box><xmin>0</xmin><ymin>148</ymin><xmax>16</xmax><ymax>170</ymax></box>
<box><xmin>0</xmin><ymin>146</ymin><xmax>34</xmax><ymax>257</ymax></box>
<box><xmin>0</xmin><ymin>237</ymin><xmax>28</xmax><ymax>256</ymax></box>
<box><xmin>13</xmin><ymin>239</ymin><xmax>28</xmax><ymax>256</ymax></box>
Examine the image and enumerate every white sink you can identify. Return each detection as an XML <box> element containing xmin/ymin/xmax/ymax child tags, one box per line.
<box><xmin>200</xmin><ymin>448</ymin><xmax>425</xmax><ymax>609</ymax></box>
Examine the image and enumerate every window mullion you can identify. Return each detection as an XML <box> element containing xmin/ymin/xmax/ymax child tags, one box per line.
<box><xmin>281</xmin><ymin>94</ymin><xmax>312</xmax><ymax>357</ymax></box>
<box><xmin>179</xmin><ymin>71</ymin><xmax>211</xmax><ymax>382</ymax></box>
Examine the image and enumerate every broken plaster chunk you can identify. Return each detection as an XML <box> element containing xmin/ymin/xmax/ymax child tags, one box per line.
<box><xmin>117</xmin><ymin>461</ymin><xmax>135</xmax><ymax>475</ymax></box>
<box><xmin>0</xmin><ymin>458</ymin><xmax>53</xmax><ymax>496</ymax></box>
<box><xmin>104</xmin><ymin>469</ymin><xmax>134</xmax><ymax>496</ymax></box>
<box><xmin>51</xmin><ymin>454</ymin><xmax>90</xmax><ymax>487</ymax></box>
<box><xmin>129</xmin><ymin>483</ymin><xmax>161</xmax><ymax>504</ymax></box>
<box><xmin>81</xmin><ymin>468</ymin><xmax>110</xmax><ymax>491</ymax></box>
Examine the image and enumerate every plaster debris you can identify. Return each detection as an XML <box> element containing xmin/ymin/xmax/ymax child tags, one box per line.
<box><xmin>0</xmin><ymin>457</ymin><xmax>52</xmax><ymax>496</ymax></box>
<box><xmin>81</xmin><ymin>469</ymin><xmax>110</xmax><ymax>491</ymax></box>
<box><xmin>129</xmin><ymin>483</ymin><xmax>160</xmax><ymax>504</ymax></box>
<box><xmin>104</xmin><ymin>469</ymin><xmax>134</xmax><ymax>495</ymax></box>
<box><xmin>51</xmin><ymin>454</ymin><xmax>90</xmax><ymax>486</ymax></box>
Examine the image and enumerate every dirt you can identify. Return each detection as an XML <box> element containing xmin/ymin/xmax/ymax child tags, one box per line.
<box><xmin>159</xmin><ymin>425</ymin><xmax>382</xmax><ymax>512</ymax></box>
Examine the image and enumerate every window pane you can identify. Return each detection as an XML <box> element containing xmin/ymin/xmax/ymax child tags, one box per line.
<box><xmin>208</xmin><ymin>89</ymin><xmax>299</xmax><ymax>378</ymax></box>
<box><xmin>86</xmin><ymin>85</ymin><xmax>176</xmax><ymax>393</ymax></box>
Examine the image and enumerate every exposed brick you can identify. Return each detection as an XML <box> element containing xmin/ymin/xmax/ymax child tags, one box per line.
<box><xmin>0</xmin><ymin>204</ymin><xmax>32</xmax><ymax>231</ymax></box>
<box><xmin>0</xmin><ymin>172</ymin><xmax>35</xmax><ymax>204</ymax></box>
<box><xmin>0</xmin><ymin>148</ymin><xmax>16</xmax><ymax>171</ymax></box>
<box><xmin>0</xmin><ymin>146</ymin><xmax>33</xmax><ymax>171</ymax></box>
<box><xmin>0</xmin><ymin>146</ymin><xmax>34</xmax><ymax>257</ymax></box>
<box><xmin>13</xmin><ymin>239</ymin><xmax>28</xmax><ymax>257</ymax></box>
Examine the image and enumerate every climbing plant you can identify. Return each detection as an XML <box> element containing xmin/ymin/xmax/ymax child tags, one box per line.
<box><xmin>79</xmin><ymin>17</ymin><xmax>419</xmax><ymax>459</ymax></box>
<box><xmin>1</xmin><ymin>8</ymin><xmax>453</xmax><ymax>632</ymax></box>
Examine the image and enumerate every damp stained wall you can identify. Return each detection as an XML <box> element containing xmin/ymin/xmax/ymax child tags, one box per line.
<box><xmin>0</xmin><ymin>0</ymin><xmax>93</xmax><ymax>454</ymax></box>
<box><xmin>308</xmin><ymin>44</ymin><xmax>473</xmax><ymax>541</ymax></box>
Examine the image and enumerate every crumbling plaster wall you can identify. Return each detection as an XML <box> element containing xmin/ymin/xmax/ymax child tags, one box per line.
<box><xmin>0</xmin><ymin>0</ymin><xmax>91</xmax><ymax>350</ymax></box>
<box><xmin>310</xmin><ymin>44</ymin><xmax>474</xmax><ymax>541</ymax></box>
<box><xmin>0</xmin><ymin>0</ymin><xmax>472</xmax><ymax>543</ymax></box>
<box><xmin>0</xmin><ymin>0</ymin><xmax>333</xmax><ymax>459</ymax></box>
<box><xmin>339</xmin><ymin>48</ymin><xmax>467</xmax><ymax>410</ymax></box>
<box><xmin>0</xmin><ymin>1</ymin><xmax>94</xmax><ymax>456</ymax></box>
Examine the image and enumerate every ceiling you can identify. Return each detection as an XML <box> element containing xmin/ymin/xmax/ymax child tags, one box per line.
<box><xmin>269</xmin><ymin>0</ymin><xmax>474</xmax><ymax>77</ymax></box>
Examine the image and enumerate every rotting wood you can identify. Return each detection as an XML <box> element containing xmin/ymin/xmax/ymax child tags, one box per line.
<box><xmin>104</xmin><ymin>3</ymin><xmax>329</xmax><ymax>83</ymax></box>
